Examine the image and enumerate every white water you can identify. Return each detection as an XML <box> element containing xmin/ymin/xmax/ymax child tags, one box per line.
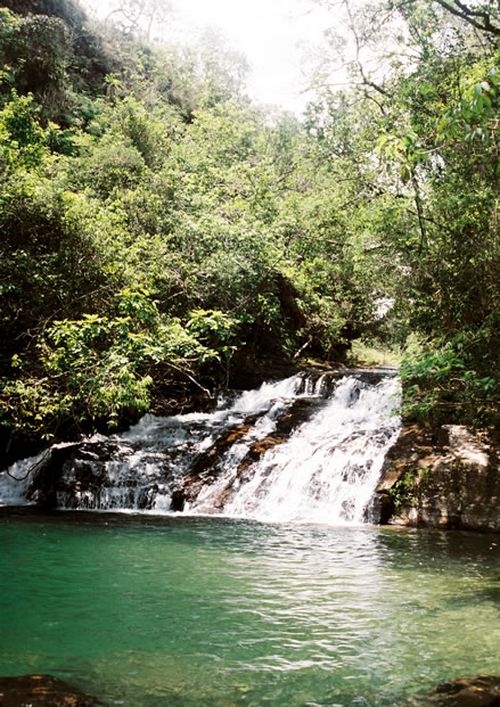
<box><xmin>0</xmin><ymin>372</ymin><xmax>401</xmax><ymax>525</ymax></box>
<box><xmin>0</xmin><ymin>442</ymin><xmax>77</xmax><ymax>507</ymax></box>
<box><xmin>0</xmin><ymin>452</ymin><xmax>40</xmax><ymax>506</ymax></box>
<box><xmin>192</xmin><ymin>376</ymin><xmax>401</xmax><ymax>524</ymax></box>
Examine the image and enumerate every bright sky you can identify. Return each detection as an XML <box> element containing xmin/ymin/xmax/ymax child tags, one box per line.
<box><xmin>82</xmin><ymin>0</ymin><xmax>335</xmax><ymax>114</ymax></box>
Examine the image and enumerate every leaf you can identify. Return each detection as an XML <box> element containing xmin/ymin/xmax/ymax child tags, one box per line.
<box><xmin>400</xmin><ymin>164</ymin><xmax>411</xmax><ymax>184</ymax></box>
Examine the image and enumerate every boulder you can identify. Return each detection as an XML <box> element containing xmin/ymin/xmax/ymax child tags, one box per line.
<box><xmin>173</xmin><ymin>393</ymin><xmax>329</xmax><ymax>511</ymax></box>
<box><xmin>24</xmin><ymin>439</ymin><xmax>125</xmax><ymax>509</ymax></box>
<box><xmin>403</xmin><ymin>675</ymin><xmax>500</xmax><ymax>706</ymax></box>
<box><xmin>0</xmin><ymin>674</ymin><xmax>99</xmax><ymax>706</ymax></box>
<box><xmin>170</xmin><ymin>414</ymin><xmax>262</xmax><ymax>510</ymax></box>
<box><xmin>374</xmin><ymin>424</ymin><xmax>499</xmax><ymax>531</ymax></box>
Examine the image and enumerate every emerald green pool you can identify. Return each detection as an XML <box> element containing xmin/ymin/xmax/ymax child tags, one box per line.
<box><xmin>0</xmin><ymin>510</ymin><xmax>499</xmax><ymax>706</ymax></box>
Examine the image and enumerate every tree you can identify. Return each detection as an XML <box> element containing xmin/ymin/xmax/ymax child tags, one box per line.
<box><xmin>105</xmin><ymin>0</ymin><xmax>172</xmax><ymax>41</ymax></box>
<box><xmin>396</xmin><ymin>0</ymin><xmax>500</xmax><ymax>36</ymax></box>
<box><xmin>306</xmin><ymin>0</ymin><xmax>499</xmax><ymax>425</ymax></box>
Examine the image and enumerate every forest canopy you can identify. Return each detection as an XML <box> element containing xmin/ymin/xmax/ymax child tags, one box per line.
<box><xmin>0</xmin><ymin>0</ymin><xmax>498</xmax><ymax>457</ymax></box>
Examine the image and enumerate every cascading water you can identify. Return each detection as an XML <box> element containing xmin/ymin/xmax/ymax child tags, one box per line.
<box><xmin>201</xmin><ymin>375</ymin><xmax>401</xmax><ymax>524</ymax></box>
<box><xmin>0</xmin><ymin>371</ymin><xmax>401</xmax><ymax>525</ymax></box>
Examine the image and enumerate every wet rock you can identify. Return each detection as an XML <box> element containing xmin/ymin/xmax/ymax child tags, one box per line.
<box><xmin>294</xmin><ymin>367</ymin><xmax>397</xmax><ymax>398</ymax></box>
<box><xmin>174</xmin><ymin>395</ymin><xmax>324</xmax><ymax>510</ymax></box>
<box><xmin>0</xmin><ymin>674</ymin><xmax>99</xmax><ymax>706</ymax></box>
<box><xmin>228</xmin><ymin>363</ymin><xmax>397</xmax><ymax>396</ymax></box>
<box><xmin>24</xmin><ymin>439</ymin><xmax>126</xmax><ymax>509</ymax></box>
<box><xmin>173</xmin><ymin>414</ymin><xmax>262</xmax><ymax>508</ymax></box>
<box><xmin>275</xmin><ymin>397</ymin><xmax>321</xmax><ymax>436</ymax></box>
<box><xmin>403</xmin><ymin>675</ymin><xmax>500</xmax><ymax>706</ymax></box>
<box><xmin>374</xmin><ymin>424</ymin><xmax>500</xmax><ymax>531</ymax></box>
<box><xmin>203</xmin><ymin>397</ymin><xmax>323</xmax><ymax>509</ymax></box>
<box><xmin>24</xmin><ymin>443</ymin><xmax>82</xmax><ymax>509</ymax></box>
<box><xmin>233</xmin><ymin>398</ymin><xmax>319</xmax><ymax>480</ymax></box>
<box><xmin>11</xmin><ymin>367</ymin><xmax>400</xmax><ymax>514</ymax></box>
<box><xmin>170</xmin><ymin>488</ymin><xmax>186</xmax><ymax>512</ymax></box>
<box><xmin>22</xmin><ymin>435</ymin><xmax>174</xmax><ymax>511</ymax></box>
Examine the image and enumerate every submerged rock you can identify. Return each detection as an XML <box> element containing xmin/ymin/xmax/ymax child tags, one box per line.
<box><xmin>374</xmin><ymin>424</ymin><xmax>500</xmax><ymax>531</ymax></box>
<box><xmin>403</xmin><ymin>675</ymin><xmax>500</xmax><ymax>706</ymax></box>
<box><xmin>0</xmin><ymin>674</ymin><xmax>99</xmax><ymax>706</ymax></box>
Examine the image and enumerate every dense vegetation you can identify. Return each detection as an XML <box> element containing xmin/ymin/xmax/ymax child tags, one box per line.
<box><xmin>306</xmin><ymin>0</ymin><xmax>499</xmax><ymax>429</ymax></box>
<box><xmin>0</xmin><ymin>0</ymin><xmax>498</xmax><ymax>457</ymax></box>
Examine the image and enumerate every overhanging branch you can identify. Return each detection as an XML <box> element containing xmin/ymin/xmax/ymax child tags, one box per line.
<box><xmin>431</xmin><ymin>0</ymin><xmax>499</xmax><ymax>35</ymax></box>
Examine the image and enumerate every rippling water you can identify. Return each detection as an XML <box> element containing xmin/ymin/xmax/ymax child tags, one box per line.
<box><xmin>0</xmin><ymin>511</ymin><xmax>499</xmax><ymax>706</ymax></box>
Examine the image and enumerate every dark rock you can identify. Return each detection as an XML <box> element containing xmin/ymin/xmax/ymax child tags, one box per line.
<box><xmin>235</xmin><ymin>398</ymin><xmax>320</xmax><ymax>478</ymax></box>
<box><xmin>197</xmin><ymin>397</ymin><xmax>325</xmax><ymax>509</ymax></box>
<box><xmin>174</xmin><ymin>414</ymin><xmax>262</xmax><ymax>506</ymax></box>
<box><xmin>174</xmin><ymin>395</ymin><xmax>324</xmax><ymax>510</ymax></box>
<box><xmin>170</xmin><ymin>488</ymin><xmax>186</xmax><ymax>512</ymax></box>
<box><xmin>11</xmin><ymin>367</ymin><xmax>401</xmax><ymax>513</ymax></box>
<box><xmin>24</xmin><ymin>440</ymin><xmax>123</xmax><ymax>509</ymax></box>
<box><xmin>0</xmin><ymin>674</ymin><xmax>100</xmax><ymax>706</ymax></box>
<box><xmin>275</xmin><ymin>396</ymin><xmax>320</xmax><ymax>437</ymax></box>
<box><xmin>24</xmin><ymin>443</ymin><xmax>81</xmax><ymax>509</ymax></box>
<box><xmin>20</xmin><ymin>434</ymin><xmax>177</xmax><ymax>511</ymax></box>
<box><xmin>403</xmin><ymin>675</ymin><xmax>500</xmax><ymax>706</ymax></box>
<box><xmin>374</xmin><ymin>424</ymin><xmax>500</xmax><ymax>531</ymax></box>
<box><xmin>295</xmin><ymin>367</ymin><xmax>398</xmax><ymax>397</ymax></box>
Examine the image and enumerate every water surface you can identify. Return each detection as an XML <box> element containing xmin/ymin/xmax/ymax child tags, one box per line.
<box><xmin>0</xmin><ymin>510</ymin><xmax>499</xmax><ymax>705</ymax></box>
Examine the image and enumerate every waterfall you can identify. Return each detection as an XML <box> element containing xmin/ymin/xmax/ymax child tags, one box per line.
<box><xmin>0</xmin><ymin>371</ymin><xmax>401</xmax><ymax>525</ymax></box>
<box><xmin>191</xmin><ymin>375</ymin><xmax>401</xmax><ymax>524</ymax></box>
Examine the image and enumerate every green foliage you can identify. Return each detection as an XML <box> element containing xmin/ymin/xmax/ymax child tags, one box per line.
<box><xmin>1</xmin><ymin>290</ymin><xmax>239</xmax><ymax>436</ymax></box>
<box><xmin>79</xmin><ymin>136</ymin><xmax>147</xmax><ymax>197</ymax></box>
<box><xmin>0</xmin><ymin>92</ymin><xmax>47</xmax><ymax>168</ymax></box>
<box><xmin>389</xmin><ymin>469</ymin><xmax>418</xmax><ymax>514</ymax></box>
<box><xmin>1</xmin><ymin>0</ymin><xmax>497</xmax><ymax>448</ymax></box>
<box><xmin>348</xmin><ymin>340</ymin><xmax>402</xmax><ymax>368</ymax></box>
<box><xmin>401</xmin><ymin>321</ymin><xmax>499</xmax><ymax>428</ymax></box>
<box><xmin>186</xmin><ymin>310</ymin><xmax>238</xmax><ymax>360</ymax></box>
<box><xmin>0</xmin><ymin>9</ymin><xmax>72</xmax><ymax>119</ymax></box>
<box><xmin>306</xmin><ymin>0</ymin><xmax>499</xmax><ymax>427</ymax></box>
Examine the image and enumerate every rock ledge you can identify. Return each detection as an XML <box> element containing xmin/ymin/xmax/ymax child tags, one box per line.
<box><xmin>374</xmin><ymin>424</ymin><xmax>499</xmax><ymax>531</ymax></box>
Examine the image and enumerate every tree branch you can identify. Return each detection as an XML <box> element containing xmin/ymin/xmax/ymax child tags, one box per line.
<box><xmin>343</xmin><ymin>0</ymin><xmax>392</xmax><ymax>97</ymax></box>
<box><xmin>431</xmin><ymin>0</ymin><xmax>499</xmax><ymax>35</ymax></box>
